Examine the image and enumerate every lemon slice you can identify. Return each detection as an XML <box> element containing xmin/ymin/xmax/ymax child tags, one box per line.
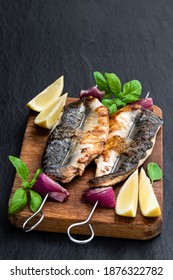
<box><xmin>26</xmin><ymin>75</ymin><xmax>64</xmax><ymax>112</ymax></box>
<box><xmin>116</xmin><ymin>169</ymin><xmax>138</xmax><ymax>217</ymax></box>
<box><xmin>34</xmin><ymin>93</ymin><xmax>68</xmax><ymax>129</ymax></box>
<box><xmin>139</xmin><ymin>168</ymin><xmax>161</xmax><ymax>217</ymax></box>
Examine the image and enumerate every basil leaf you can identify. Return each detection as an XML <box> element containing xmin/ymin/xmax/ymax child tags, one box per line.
<box><xmin>29</xmin><ymin>190</ymin><xmax>42</xmax><ymax>212</ymax></box>
<box><xmin>21</xmin><ymin>181</ymin><xmax>30</xmax><ymax>188</ymax></box>
<box><xmin>9</xmin><ymin>156</ymin><xmax>29</xmax><ymax>182</ymax></box>
<box><xmin>147</xmin><ymin>162</ymin><xmax>162</xmax><ymax>184</ymax></box>
<box><xmin>123</xmin><ymin>80</ymin><xmax>142</xmax><ymax>100</ymax></box>
<box><xmin>108</xmin><ymin>103</ymin><xmax>117</xmax><ymax>114</ymax></box>
<box><xmin>117</xmin><ymin>92</ymin><xmax>124</xmax><ymax>99</ymax></box>
<box><xmin>102</xmin><ymin>92</ymin><xmax>111</xmax><ymax>99</ymax></box>
<box><xmin>28</xmin><ymin>168</ymin><xmax>42</xmax><ymax>189</ymax></box>
<box><xmin>8</xmin><ymin>188</ymin><xmax>27</xmax><ymax>214</ymax></box>
<box><xmin>115</xmin><ymin>98</ymin><xmax>126</xmax><ymax>107</ymax></box>
<box><xmin>102</xmin><ymin>98</ymin><xmax>114</xmax><ymax>107</ymax></box>
<box><xmin>94</xmin><ymin>71</ymin><xmax>109</xmax><ymax>92</ymax></box>
<box><xmin>104</xmin><ymin>72</ymin><xmax>121</xmax><ymax>96</ymax></box>
<box><xmin>122</xmin><ymin>95</ymin><xmax>140</xmax><ymax>104</ymax></box>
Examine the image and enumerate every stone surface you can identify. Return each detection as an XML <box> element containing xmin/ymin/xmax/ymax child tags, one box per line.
<box><xmin>0</xmin><ymin>0</ymin><xmax>172</xmax><ymax>259</ymax></box>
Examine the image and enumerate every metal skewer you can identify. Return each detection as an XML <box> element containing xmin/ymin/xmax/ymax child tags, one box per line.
<box><xmin>23</xmin><ymin>193</ymin><xmax>49</xmax><ymax>232</ymax></box>
<box><xmin>146</xmin><ymin>91</ymin><xmax>150</xmax><ymax>98</ymax></box>
<box><xmin>67</xmin><ymin>201</ymin><xmax>98</xmax><ymax>244</ymax></box>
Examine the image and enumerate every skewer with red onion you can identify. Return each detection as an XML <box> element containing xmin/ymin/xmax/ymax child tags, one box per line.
<box><xmin>82</xmin><ymin>186</ymin><xmax>115</xmax><ymax>208</ymax></box>
<box><xmin>33</xmin><ymin>173</ymin><xmax>69</xmax><ymax>202</ymax></box>
<box><xmin>80</xmin><ymin>86</ymin><xmax>105</xmax><ymax>101</ymax></box>
<box><xmin>132</xmin><ymin>97</ymin><xmax>153</xmax><ymax>111</ymax></box>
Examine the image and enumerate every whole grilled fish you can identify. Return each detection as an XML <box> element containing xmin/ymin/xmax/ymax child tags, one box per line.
<box><xmin>89</xmin><ymin>104</ymin><xmax>162</xmax><ymax>187</ymax></box>
<box><xmin>42</xmin><ymin>97</ymin><xmax>109</xmax><ymax>183</ymax></box>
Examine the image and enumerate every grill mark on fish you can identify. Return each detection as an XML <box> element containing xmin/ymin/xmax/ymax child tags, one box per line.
<box><xmin>94</xmin><ymin>105</ymin><xmax>141</xmax><ymax>177</ymax></box>
<box><xmin>42</xmin><ymin>97</ymin><xmax>109</xmax><ymax>183</ymax></box>
<box><xmin>89</xmin><ymin>106</ymin><xmax>162</xmax><ymax>187</ymax></box>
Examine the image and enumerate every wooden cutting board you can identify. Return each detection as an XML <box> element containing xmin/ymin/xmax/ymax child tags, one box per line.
<box><xmin>9</xmin><ymin>98</ymin><xmax>163</xmax><ymax>240</ymax></box>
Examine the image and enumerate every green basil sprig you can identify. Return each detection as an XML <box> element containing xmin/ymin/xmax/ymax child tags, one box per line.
<box><xmin>8</xmin><ymin>156</ymin><xmax>42</xmax><ymax>214</ymax></box>
<box><xmin>147</xmin><ymin>162</ymin><xmax>162</xmax><ymax>184</ymax></box>
<box><xmin>94</xmin><ymin>71</ymin><xmax>142</xmax><ymax>114</ymax></box>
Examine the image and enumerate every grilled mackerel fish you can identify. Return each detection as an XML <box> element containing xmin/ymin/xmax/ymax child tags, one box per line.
<box><xmin>89</xmin><ymin>104</ymin><xmax>162</xmax><ymax>187</ymax></box>
<box><xmin>42</xmin><ymin>97</ymin><xmax>109</xmax><ymax>183</ymax></box>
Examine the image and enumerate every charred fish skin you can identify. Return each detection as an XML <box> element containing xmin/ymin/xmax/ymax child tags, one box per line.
<box><xmin>42</xmin><ymin>99</ymin><xmax>86</xmax><ymax>180</ymax></box>
<box><xmin>49</xmin><ymin>99</ymin><xmax>86</xmax><ymax>141</ymax></box>
<box><xmin>42</xmin><ymin>97</ymin><xmax>109</xmax><ymax>183</ymax></box>
<box><xmin>89</xmin><ymin>107</ymin><xmax>162</xmax><ymax>187</ymax></box>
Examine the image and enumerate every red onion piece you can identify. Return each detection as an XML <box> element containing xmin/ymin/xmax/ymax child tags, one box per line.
<box><xmin>80</xmin><ymin>86</ymin><xmax>105</xmax><ymax>101</ymax></box>
<box><xmin>82</xmin><ymin>187</ymin><xmax>115</xmax><ymax>208</ymax></box>
<box><xmin>33</xmin><ymin>173</ymin><xmax>69</xmax><ymax>202</ymax></box>
<box><xmin>132</xmin><ymin>98</ymin><xmax>153</xmax><ymax>111</ymax></box>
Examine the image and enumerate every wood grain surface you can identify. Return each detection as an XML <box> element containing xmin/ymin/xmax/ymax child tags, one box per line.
<box><xmin>8</xmin><ymin>98</ymin><xmax>163</xmax><ymax>240</ymax></box>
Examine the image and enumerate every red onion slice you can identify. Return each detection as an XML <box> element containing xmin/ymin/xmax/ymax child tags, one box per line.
<box><xmin>33</xmin><ymin>173</ymin><xmax>69</xmax><ymax>202</ymax></box>
<box><xmin>80</xmin><ymin>86</ymin><xmax>105</xmax><ymax>101</ymax></box>
<box><xmin>132</xmin><ymin>97</ymin><xmax>153</xmax><ymax>111</ymax></box>
<box><xmin>82</xmin><ymin>187</ymin><xmax>115</xmax><ymax>208</ymax></box>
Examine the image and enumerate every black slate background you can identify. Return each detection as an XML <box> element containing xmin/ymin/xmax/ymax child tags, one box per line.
<box><xmin>0</xmin><ymin>0</ymin><xmax>173</xmax><ymax>260</ymax></box>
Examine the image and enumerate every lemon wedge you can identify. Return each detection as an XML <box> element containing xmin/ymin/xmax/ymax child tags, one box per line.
<box><xmin>34</xmin><ymin>93</ymin><xmax>68</xmax><ymax>129</ymax></box>
<box><xmin>139</xmin><ymin>168</ymin><xmax>161</xmax><ymax>217</ymax></box>
<box><xmin>116</xmin><ymin>169</ymin><xmax>138</xmax><ymax>217</ymax></box>
<box><xmin>26</xmin><ymin>75</ymin><xmax>64</xmax><ymax>112</ymax></box>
